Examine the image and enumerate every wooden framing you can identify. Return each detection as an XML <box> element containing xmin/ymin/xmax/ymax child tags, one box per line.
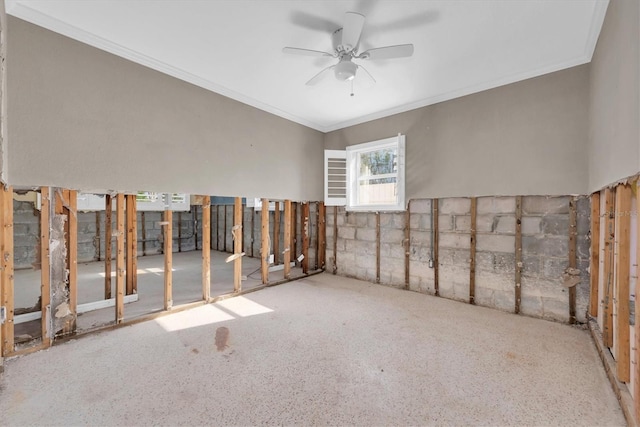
<box><xmin>568</xmin><ymin>197</ymin><xmax>578</xmax><ymax>325</ymax></box>
<box><xmin>261</xmin><ymin>198</ymin><xmax>269</xmax><ymax>284</ymax></box>
<box><xmin>405</xmin><ymin>201</ymin><xmax>411</xmax><ymax>290</ymax></box>
<box><xmin>224</xmin><ymin>205</ymin><xmax>228</xmax><ymax>252</ymax></box>
<box><xmin>126</xmin><ymin>194</ymin><xmax>137</xmax><ymax>295</ymax></box>
<box><xmin>163</xmin><ymin>209</ymin><xmax>173</xmax><ymax>310</ymax></box>
<box><xmin>274</xmin><ymin>202</ymin><xmax>280</xmax><ymax>265</ymax></box>
<box><xmin>0</xmin><ymin>186</ymin><xmax>14</xmax><ymax>355</ymax></box>
<box><xmin>62</xmin><ymin>190</ymin><xmax>78</xmax><ymax>335</ymax></box>
<box><xmin>635</xmin><ymin>181</ymin><xmax>640</xmax><ymax>421</ymax></box>
<box><xmin>515</xmin><ymin>196</ymin><xmax>523</xmax><ymax>314</ymax></box>
<box><xmin>469</xmin><ymin>197</ymin><xmax>477</xmax><ymax>305</ymax></box>
<box><xmin>104</xmin><ymin>195</ymin><xmax>112</xmax><ymax>300</ymax></box>
<box><xmin>433</xmin><ymin>198</ymin><xmax>439</xmax><ymax>297</ymax></box>
<box><xmin>318</xmin><ymin>202</ymin><xmax>326</xmax><ymax>270</ymax></box>
<box><xmin>376</xmin><ymin>212</ymin><xmax>381</xmax><ymax>283</ymax></box>
<box><xmin>216</xmin><ymin>205</ymin><xmax>220</xmax><ymax>251</ymax></box>
<box><xmin>603</xmin><ymin>188</ymin><xmax>615</xmax><ymax>347</ymax></box>
<box><xmin>202</xmin><ymin>196</ymin><xmax>211</xmax><ymax>301</ymax></box>
<box><xmin>292</xmin><ymin>202</ymin><xmax>297</xmax><ymax>262</ymax></box>
<box><xmin>234</xmin><ymin>197</ymin><xmax>242</xmax><ymax>293</ymax></box>
<box><xmin>40</xmin><ymin>187</ymin><xmax>51</xmax><ymax>345</ymax></box>
<box><xmin>589</xmin><ymin>192</ymin><xmax>601</xmax><ymax>317</ymax></box>
<box><xmin>614</xmin><ymin>184</ymin><xmax>631</xmax><ymax>382</ymax></box>
<box><xmin>283</xmin><ymin>200</ymin><xmax>292</xmax><ymax>279</ymax></box>
<box><xmin>302</xmin><ymin>202</ymin><xmax>310</xmax><ymax>274</ymax></box>
<box><xmin>115</xmin><ymin>194</ymin><xmax>125</xmax><ymax>323</ymax></box>
<box><xmin>333</xmin><ymin>206</ymin><xmax>338</xmax><ymax>274</ymax></box>
<box><xmin>250</xmin><ymin>207</ymin><xmax>255</xmax><ymax>258</ymax></box>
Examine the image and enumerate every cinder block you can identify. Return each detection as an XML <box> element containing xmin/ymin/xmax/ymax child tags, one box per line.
<box><xmin>476</xmin><ymin>214</ymin><xmax>496</xmax><ymax>233</ymax></box>
<box><xmin>411</xmin><ymin>230</ymin><xmax>430</xmax><ymax>246</ymax></box>
<box><xmin>378</xmin><ymin>213</ymin><xmax>393</xmax><ymax>227</ymax></box>
<box><xmin>477</xmin><ymin>196</ymin><xmax>516</xmax><ymax>214</ymax></box>
<box><xmin>380</xmin><ymin>228</ymin><xmax>404</xmax><ymax>244</ymax></box>
<box><xmin>577</xmin><ymin>212</ymin><xmax>590</xmax><ymax>237</ymax></box>
<box><xmin>338</xmin><ymin>226</ymin><xmax>356</xmax><ymax>240</ymax></box>
<box><xmin>522</xmin><ymin>235</ymin><xmax>568</xmax><ymax>258</ymax></box>
<box><xmin>476</xmin><ymin>234</ymin><xmax>515</xmax><ymax>253</ymax></box>
<box><xmin>522</xmin><ymin>196</ymin><xmax>570</xmax><ymax>215</ymax></box>
<box><xmin>493</xmin><ymin>253</ymin><xmax>515</xmax><ymax>274</ymax></box>
<box><xmin>355</xmin><ymin>213</ymin><xmax>368</xmax><ymax>227</ymax></box>
<box><xmin>392</xmin><ymin>213</ymin><xmax>406</xmax><ymax>229</ymax></box>
<box><xmin>475</xmin><ymin>251</ymin><xmax>494</xmax><ymax>272</ymax></box>
<box><xmin>455</xmin><ymin>215</ymin><xmax>471</xmax><ymax>232</ymax></box>
<box><xmin>438</xmin><ymin>215</ymin><xmax>453</xmax><ymax>231</ymax></box>
<box><xmin>542</xmin><ymin>258</ymin><xmax>569</xmax><ymax>280</ymax></box>
<box><xmin>410</xmin><ymin>199</ymin><xmax>431</xmax><ymax>214</ymax></box>
<box><xmin>541</xmin><ymin>215</ymin><xmax>569</xmax><ymax>236</ymax></box>
<box><xmin>439</xmin><ymin>232</ymin><xmax>471</xmax><ymax>249</ymax></box>
<box><xmin>355</xmin><ymin>227</ymin><xmax>376</xmax><ymax>242</ymax></box>
<box><xmin>494</xmin><ymin>216</ymin><xmax>516</xmax><ymax>234</ymax></box>
<box><xmin>522</xmin><ymin>255</ymin><xmax>541</xmax><ymax>277</ymax></box>
<box><xmin>439</xmin><ymin>198</ymin><xmax>471</xmax><ymax>215</ymax></box>
<box><xmin>521</xmin><ymin>216</ymin><xmax>542</xmax><ymax>235</ymax></box>
<box><xmin>419</xmin><ymin>214</ymin><xmax>433</xmax><ymax>231</ymax></box>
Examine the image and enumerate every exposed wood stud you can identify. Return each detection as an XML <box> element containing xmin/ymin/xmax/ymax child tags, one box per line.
<box><xmin>614</xmin><ymin>185</ymin><xmax>631</xmax><ymax>382</ymax></box>
<box><xmin>115</xmin><ymin>194</ymin><xmax>125</xmax><ymax>323</ymax></box>
<box><xmin>240</xmin><ymin>204</ymin><xmax>245</xmax><ymax>257</ymax></box>
<box><xmin>234</xmin><ymin>197</ymin><xmax>243</xmax><ymax>293</ymax></box>
<box><xmin>261</xmin><ymin>199</ymin><xmax>269</xmax><ymax>284</ymax></box>
<box><xmin>216</xmin><ymin>205</ymin><xmax>220</xmax><ymax>251</ymax></box>
<box><xmin>634</xmin><ymin>181</ymin><xmax>640</xmax><ymax>421</ymax></box>
<box><xmin>40</xmin><ymin>187</ymin><xmax>51</xmax><ymax>346</ymax></box>
<box><xmin>333</xmin><ymin>206</ymin><xmax>338</xmax><ymax>274</ymax></box>
<box><xmin>284</xmin><ymin>200</ymin><xmax>292</xmax><ymax>279</ymax></box>
<box><xmin>0</xmin><ymin>186</ymin><xmax>14</xmax><ymax>355</ymax></box>
<box><xmin>515</xmin><ymin>196</ymin><xmax>523</xmax><ymax>314</ymax></box>
<box><xmin>433</xmin><ymin>198</ymin><xmax>439</xmax><ymax>297</ymax></box>
<box><xmin>569</xmin><ymin>196</ymin><xmax>578</xmax><ymax>325</ymax></box>
<box><xmin>274</xmin><ymin>202</ymin><xmax>280</xmax><ymax>265</ymax></box>
<box><xmin>302</xmin><ymin>202</ymin><xmax>310</xmax><ymax>274</ymax></box>
<box><xmin>65</xmin><ymin>190</ymin><xmax>78</xmax><ymax>334</ymax></box>
<box><xmin>250</xmin><ymin>208</ymin><xmax>255</xmax><ymax>258</ymax></box>
<box><xmin>318</xmin><ymin>202</ymin><xmax>326</xmax><ymax>270</ymax></box>
<box><xmin>224</xmin><ymin>205</ymin><xmax>228</xmax><ymax>253</ymax></box>
<box><xmin>141</xmin><ymin>211</ymin><xmax>146</xmax><ymax>256</ymax></box>
<box><xmin>163</xmin><ymin>209</ymin><xmax>173</xmax><ymax>310</ymax></box>
<box><xmin>376</xmin><ymin>212</ymin><xmax>381</xmax><ymax>284</ymax></box>
<box><xmin>202</xmin><ymin>196</ymin><xmax>211</xmax><ymax>301</ymax></box>
<box><xmin>126</xmin><ymin>194</ymin><xmax>137</xmax><ymax>295</ymax></box>
<box><xmin>292</xmin><ymin>202</ymin><xmax>298</xmax><ymax>262</ymax></box>
<box><xmin>405</xmin><ymin>201</ymin><xmax>411</xmax><ymax>290</ymax></box>
<box><xmin>603</xmin><ymin>188</ymin><xmax>615</xmax><ymax>347</ymax></box>
<box><xmin>589</xmin><ymin>193</ymin><xmax>601</xmax><ymax>317</ymax></box>
<box><xmin>469</xmin><ymin>197</ymin><xmax>477</xmax><ymax>305</ymax></box>
<box><xmin>104</xmin><ymin>195</ymin><xmax>112</xmax><ymax>300</ymax></box>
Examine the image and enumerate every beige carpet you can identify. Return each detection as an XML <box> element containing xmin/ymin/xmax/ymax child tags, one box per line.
<box><xmin>0</xmin><ymin>273</ymin><xmax>625</xmax><ymax>426</ymax></box>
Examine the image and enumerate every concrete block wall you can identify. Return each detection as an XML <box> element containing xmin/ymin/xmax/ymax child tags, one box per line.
<box><xmin>327</xmin><ymin>195</ymin><xmax>590</xmax><ymax>323</ymax></box>
<box><xmin>13</xmin><ymin>201</ymin><xmax>40</xmax><ymax>269</ymax></box>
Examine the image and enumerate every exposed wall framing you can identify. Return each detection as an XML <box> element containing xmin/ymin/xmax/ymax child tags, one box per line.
<box><xmin>202</xmin><ymin>196</ymin><xmax>211</xmax><ymax>301</ymax></box>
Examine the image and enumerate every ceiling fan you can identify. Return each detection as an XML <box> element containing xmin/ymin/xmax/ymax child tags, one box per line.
<box><xmin>283</xmin><ymin>11</ymin><xmax>414</xmax><ymax>86</ymax></box>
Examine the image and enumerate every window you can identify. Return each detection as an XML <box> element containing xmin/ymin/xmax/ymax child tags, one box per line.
<box><xmin>345</xmin><ymin>135</ymin><xmax>405</xmax><ymax>211</ymax></box>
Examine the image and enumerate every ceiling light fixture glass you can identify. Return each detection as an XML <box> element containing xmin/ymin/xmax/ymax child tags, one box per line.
<box><xmin>334</xmin><ymin>59</ymin><xmax>357</xmax><ymax>81</ymax></box>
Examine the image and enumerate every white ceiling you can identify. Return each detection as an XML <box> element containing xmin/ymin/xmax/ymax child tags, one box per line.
<box><xmin>6</xmin><ymin>0</ymin><xmax>608</xmax><ymax>132</ymax></box>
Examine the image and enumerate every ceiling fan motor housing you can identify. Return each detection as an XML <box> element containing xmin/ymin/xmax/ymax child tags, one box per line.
<box><xmin>334</xmin><ymin>59</ymin><xmax>357</xmax><ymax>81</ymax></box>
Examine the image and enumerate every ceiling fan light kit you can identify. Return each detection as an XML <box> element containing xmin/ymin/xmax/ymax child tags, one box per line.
<box><xmin>283</xmin><ymin>11</ymin><xmax>414</xmax><ymax>87</ymax></box>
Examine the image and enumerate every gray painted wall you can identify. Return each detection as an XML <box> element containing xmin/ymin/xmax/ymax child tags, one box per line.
<box><xmin>325</xmin><ymin>65</ymin><xmax>590</xmax><ymax>199</ymax></box>
<box><xmin>588</xmin><ymin>0</ymin><xmax>640</xmax><ymax>192</ymax></box>
<box><xmin>6</xmin><ymin>17</ymin><xmax>323</xmax><ymax>201</ymax></box>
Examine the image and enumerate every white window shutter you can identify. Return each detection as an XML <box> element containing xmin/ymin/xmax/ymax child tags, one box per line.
<box><xmin>325</xmin><ymin>149</ymin><xmax>347</xmax><ymax>206</ymax></box>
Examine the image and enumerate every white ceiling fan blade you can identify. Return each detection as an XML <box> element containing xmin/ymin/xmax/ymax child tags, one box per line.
<box><xmin>341</xmin><ymin>12</ymin><xmax>365</xmax><ymax>52</ymax></box>
<box><xmin>356</xmin><ymin>64</ymin><xmax>376</xmax><ymax>87</ymax></box>
<box><xmin>360</xmin><ymin>44</ymin><xmax>414</xmax><ymax>60</ymax></box>
<box><xmin>283</xmin><ymin>47</ymin><xmax>334</xmax><ymax>57</ymax></box>
<box><xmin>306</xmin><ymin>65</ymin><xmax>336</xmax><ymax>86</ymax></box>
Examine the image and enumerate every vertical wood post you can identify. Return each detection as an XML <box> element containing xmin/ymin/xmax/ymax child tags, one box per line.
<box><xmin>274</xmin><ymin>202</ymin><xmax>280</xmax><ymax>265</ymax></box>
<box><xmin>433</xmin><ymin>198</ymin><xmax>440</xmax><ymax>297</ymax></box>
<box><xmin>163</xmin><ymin>209</ymin><xmax>173</xmax><ymax>310</ymax></box>
<box><xmin>634</xmin><ymin>181</ymin><xmax>640</xmax><ymax>421</ymax></box>
<box><xmin>292</xmin><ymin>202</ymin><xmax>298</xmax><ymax>262</ymax></box>
<box><xmin>216</xmin><ymin>205</ymin><xmax>220</xmax><ymax>251</ymax></box>
<box><xmin>284</xmin><ymin>200</ymin><xmax>292</xmax><ymax>279</ymax></box>
<box><xmin>115</xmin><ymin>194</ymin><xmax>125</xmax><ymax>323</ymax></box>
<box><xmin>615</xmin><ymin>185</ymin><xmax>631</xmax><ymax>382</ymax></box>
<box><xmin>234</xmin><ymin>197</ymin><xmax>243</xmax><ymax>293</ymax></box>
<box><xmin>104</xmin><ymin>195</ymin><xmax>112</xmax><ymax>299</ymax></box>
<box><xmin>603</xmin><ymin>188</ymin><xmax>615</xmax><ymax>347</ymax></box>
<box><xmin>469</xmin><ymin>197</ymin><xmax>477</xmax><ymax>305</ymax></box>
<box><xmin>333</xmin><ymin>206</ymin><xmax>338</xmax><ymax>274</ymax></box>
<box><xmin>376</xmin><ymin>212</ymin><xmax>381</xmax><ymax>284</ymax></box>
<box><xmin>515</xmin><ymin>196</ymin><xmax>523</xmax><ymax>314</ymax></box>
<box><xmin>126</xmin><ymin>194</ymin><xmax>137</xmax><ymax>295</ymax></box>
<box><xmin>405</xmin><ymin>201</ymin><xmax>411</xmax><ymax>290</ymax></box>
<box><xmin>251</xmin><ymin>208</ymin><xmax>255</xmax><ymax>258</ymax></box>
<box><xmin>202</xmin><ymin>196</ymin><xmax>211</xmax><ymax>301</ymax></box>
<box><xmin>589</xmin><ymin>192</ymin><xmax>601</xmax><ymax>317</ymax></box>
<box><xmin>40</xmin><ymin>187</ymin><xmax>51</xmax><ymax>346</ymax></box>
<box><xmin>65</xmin><ymin>190</ymin><xmax>78</xmax><ymax>334</ymax></box>
<box><xmin>261</xmin><ymin>199</ymin><xmax>269</xmax><ymax>284</ymax></box>
<box><xmin>0</xmin><ymin>186</ymin><xmax>14</xmax><ymax>355</ymax></box>
<box><xmin>569</xmin><ymin>197</ymin><xmax>578</xmax><ymax>325</ymax></box>
<box><xmin>302</xmin><ymin>202</ymin><xmax>310</xmax><ymax>274</ymax></box>
<box><xmin>318</xmin><ymin>202</ymin><xmax>326</xmax><ymax>270</ymax></box>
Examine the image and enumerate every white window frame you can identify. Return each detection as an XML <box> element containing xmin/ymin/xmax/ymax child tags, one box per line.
<box><xmin>346</xmin><ymin>134</ymin><xmax>406</xmax><ymax>212</ymax></box>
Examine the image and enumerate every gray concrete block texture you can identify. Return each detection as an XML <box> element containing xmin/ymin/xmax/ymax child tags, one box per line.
<box><xmin>330</xmin><ymin>195</ymin><xmax>591</xmax><ymax>324</ymax></box>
